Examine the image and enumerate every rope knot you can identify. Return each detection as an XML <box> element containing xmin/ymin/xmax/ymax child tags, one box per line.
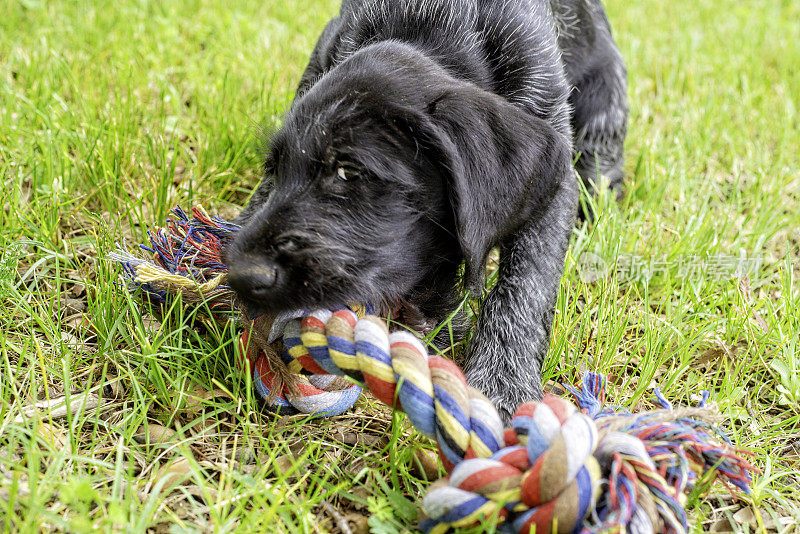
<box><xmin>420</xmin><ymin>395</ymin><xmax>601</xmax><ymax>533</ymax></box>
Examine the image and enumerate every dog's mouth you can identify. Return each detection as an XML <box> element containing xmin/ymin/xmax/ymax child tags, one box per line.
<box><xmin>240</xmin><ymin>296</ymin><xmax>437</xmax><ymax>345</ymax></box>
<box><xmin>377</xmin><ymin>299</ymin><xmax>438</xmax><ymax>336</ymax></box>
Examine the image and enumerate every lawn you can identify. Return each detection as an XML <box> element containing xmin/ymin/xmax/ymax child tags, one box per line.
<box><xmin>1</xmin><ymin>0</ymin><xmax>799</xmax><ymax>532</ymax></box>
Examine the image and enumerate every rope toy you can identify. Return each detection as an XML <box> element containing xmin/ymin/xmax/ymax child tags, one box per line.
<box><xmin>111</xmin><ymin>206</ymin><xmax>756</xmax><ymax>533</ymax></box>
<box><xmin>110</xmin><ymin>206</ymin><xmax>363</xmax><ymax>415</ymax></box>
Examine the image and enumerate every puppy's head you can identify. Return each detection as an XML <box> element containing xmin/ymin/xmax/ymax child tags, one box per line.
<box><xmin>226</xmin><ymin>42</ymin><xmax>565</xmax><ymax>315</ymax></box>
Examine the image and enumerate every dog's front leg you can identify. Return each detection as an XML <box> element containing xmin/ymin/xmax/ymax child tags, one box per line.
<box><xmin>464</xmin><ymin>177</ymin><xmax>577</xmax><ymax>423</ymax></box>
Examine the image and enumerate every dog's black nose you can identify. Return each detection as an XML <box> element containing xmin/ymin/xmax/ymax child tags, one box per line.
<box><xmin>227</xmin><ymin>262</ymin><xmax>279</xmax><ymax>301</ymax></box>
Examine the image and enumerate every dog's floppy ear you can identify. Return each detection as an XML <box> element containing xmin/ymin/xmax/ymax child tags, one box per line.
<box><xmin>420</xmin><ymin>83</ymin><xmax>571</xmax><ymax>292</ymax></box>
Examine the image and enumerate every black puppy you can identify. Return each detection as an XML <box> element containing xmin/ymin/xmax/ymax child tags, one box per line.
<box><xmin>227</xmin><ymin>0</ymin><xmax>628</xmax><ymax>421</ymax></box>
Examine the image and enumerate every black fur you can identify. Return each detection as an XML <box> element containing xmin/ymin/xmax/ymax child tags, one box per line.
<box><xmin>226</xmin><ymin>0</ymin><xmax>628</xmax><ymax>421</ymax></box>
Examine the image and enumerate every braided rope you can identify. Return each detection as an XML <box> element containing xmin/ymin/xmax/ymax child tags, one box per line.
<box><xmin>111</xmin><ymin>206</ymin><xmax>756</xmax><ymax>534</ymax></box>
<box><xmin>421</xmin><ymin>398</ymin><xmax>602</xmax><ymax>534</ymax></box>
<box><xmin>265</xmin><ymin>309</ymin><xmax>754</xmax><ymax>534</ymax></box>
<box><xmin>275</xmin><ymin>308</ymin><xmax>603</xmax><ymax>532</ymax></box>
<box><xmin>284</xmin><ymin>310</ymin><xmax>507</xmax><ymax>466</ymax></box>
<box><xmin>239</xmin><ymin>328</ymin><xmax>364</xmax><ymax>417</ymax></box>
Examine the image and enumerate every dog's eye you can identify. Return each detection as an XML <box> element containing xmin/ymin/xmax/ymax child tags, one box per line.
<box><xmin>337</xmin><ymin>166</ymin><xmax>361</xmax><ymax>182</ymax></box>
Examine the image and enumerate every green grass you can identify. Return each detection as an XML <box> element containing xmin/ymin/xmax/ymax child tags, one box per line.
<box><xmin>1</xmin><ymin>0</ymin><xmax>799</xmax><ymax>532</ymax></box>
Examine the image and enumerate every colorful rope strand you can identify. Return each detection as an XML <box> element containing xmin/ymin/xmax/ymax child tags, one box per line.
<box><xmin>111</xmin><ymin>206</ymin><xmax>362</xmax><ymax>415</ymax></box>
<box><xmin>111</xmin><ymin>206</ymin><xmax>756</xmax><ymax>534</ymax></box>
<box><xmin>268</xmin><ymin>308</ymin><xmax>755</xmax><ymax>534</ymax></box>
